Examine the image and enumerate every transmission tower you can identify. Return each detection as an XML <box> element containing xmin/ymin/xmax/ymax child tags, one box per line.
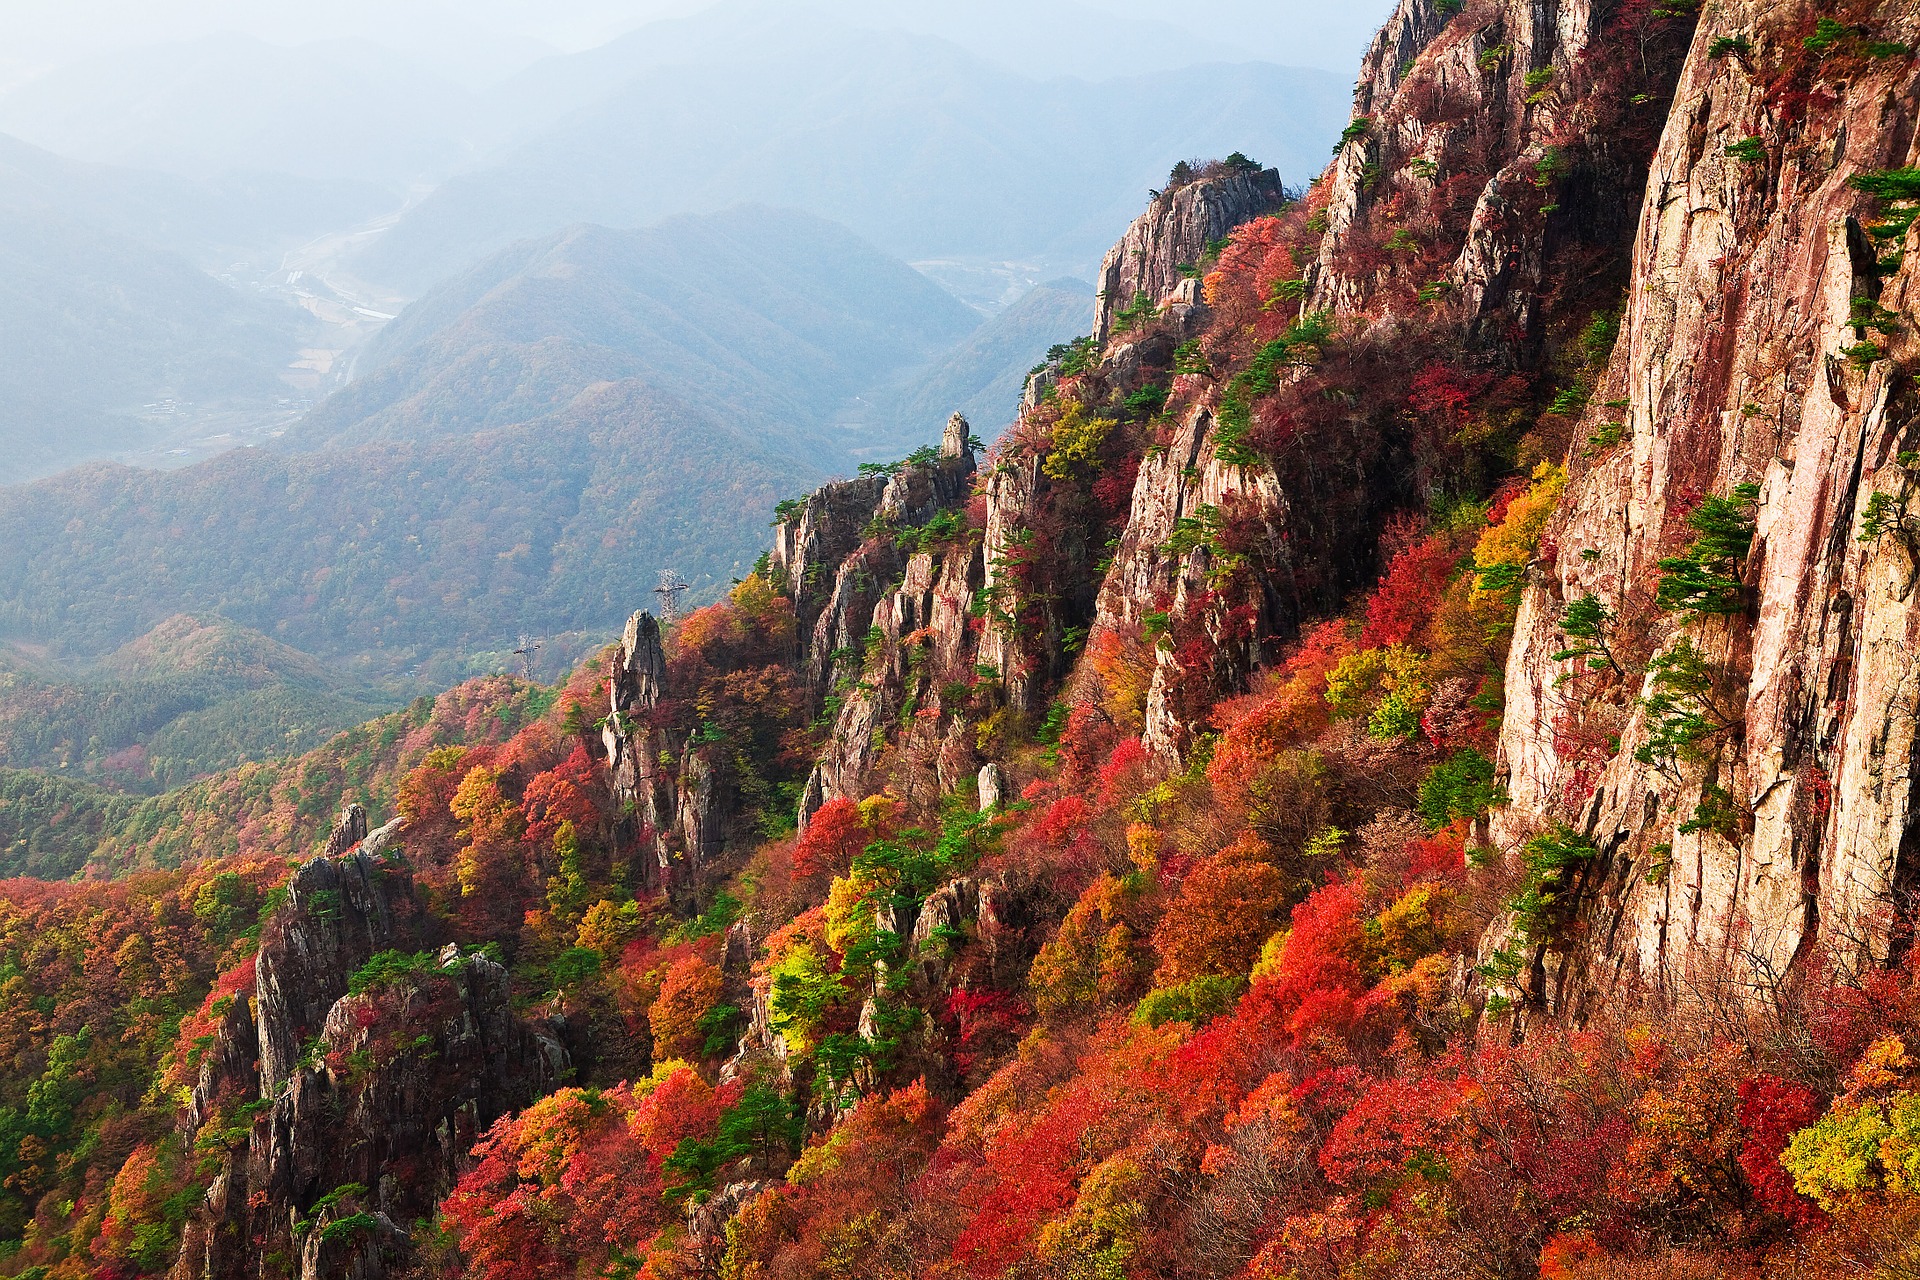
<box><xmin>512</xmin><ymin>634</ymin><xmax>543</xmax><ymax>681</ymax></box>
<box><xmin>654</xmin><ymin>568</ymin><xmax>691</xmax><ymax>623</ymax></box>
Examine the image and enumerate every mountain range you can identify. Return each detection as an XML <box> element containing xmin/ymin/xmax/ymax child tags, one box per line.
<box><xmin>0</xmin><ymin>208</ymin><xmax>1097</xmax><ymax>653</ymax></box>
<box><xmin>295</xmin><ymin>206</ymin><xmax>985</xmax><ymax>464</ymax></box>
<box><xmin>351</xmin><ymin>25</ymin><xmax>1348</xmax><ymax>294</ymax></box>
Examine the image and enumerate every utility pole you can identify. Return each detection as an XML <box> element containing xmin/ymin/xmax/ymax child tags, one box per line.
<box><xmin>654</xmin><ymin>568</ymin><xmax>690</xmax><ymax>623</ymax></box>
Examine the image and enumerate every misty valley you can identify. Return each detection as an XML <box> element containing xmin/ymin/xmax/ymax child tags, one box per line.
<box><xmin>0</xmin><ymin>3</ymin><xmax>1919</xmax><ymax>1280</ymax></box>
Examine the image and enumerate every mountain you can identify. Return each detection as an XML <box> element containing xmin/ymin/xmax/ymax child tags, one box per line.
<box><xmin>293</xmin><ymin>206</ymin><xmax>982</xmax><ymax>464</ymax></box>
<box><xmin>0</xmin><ymin>616</ymin><xmax>398</xmax><ymax>793</ymax></box>
<box><xmin>0</xmin><ymin>379</ymin><xmax>808</xmax><ymax>683</ymax></box>
<box><xmin>352</xmin><ymin>25</ymin><xmax>1349</xmax><ymax>293</ymax></box>
<box><xmin>10</xmin><ymin>4</ymin><xmax>1920</xmax><ymax>1280</ymax></box>
<box><xmin>843</xmin><ymin>276</ymin><xmax>1095</xmax><ymax>444</ymax></box>
<box><xmin>0</xmin><ymin>132</ymin><xmax>394</xmax><ymax>269</ymax></box>
<box><xmin>0</xmin><ymin>202</ymin><xmax>312</xmax><ymax>483</ymax></box>
<box><xmin>0</xmin><ymin>768</ymin><xmax>135</xmax><ymax>880</ymax></box>
<box><xmin>0</xmin><ymin>205</ymin><xmax>1073</xmax><ymax>703</ymax></box>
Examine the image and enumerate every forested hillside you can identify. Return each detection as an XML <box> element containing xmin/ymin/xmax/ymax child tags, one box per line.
<box><xmin>0</xmin><ymin>383</ymin><xmax>801</xmax><ymax>680</ymax></box>
<box><xmin>291</xmin><ymin>207</ymin><xmax>984</xmax><ymax>465</ymax></box>
<box><xmin>0</xmin><ymin>617</ymin><xmax>396</xmax><ymax>794</ymax></box>
<box><xmin>0</xmin><ymin>206</ymin><xmax>1083</xmax><ymax>704</ymax></box>
<box><xmin>0</xmin><ymin>204</ymin><xmax>312</xmax><ymax>483</ymax></box>
<box><xmin>2</xmin><ymin>3</ymin><xmax>1919</xmax><ymax>1280</ymax></box>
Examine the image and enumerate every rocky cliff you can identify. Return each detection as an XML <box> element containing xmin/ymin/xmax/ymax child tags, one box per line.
<box><xmin>1491</xmin><ymin>0</ymin><xmax>1920</xmax><ymax>1014</ymax></box>
<box><xmin>175</xmin><ymin>809</ymin><xmax>566</xmax><ymax>1280</ymax></box>
<box><xmin>1091</xmin><ymin>161</ymin><xmax>1286</xmax><ymax>346</ymax></box>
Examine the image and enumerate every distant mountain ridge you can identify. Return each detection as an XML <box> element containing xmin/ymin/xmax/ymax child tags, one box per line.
<box><xmin>0</xmin><ymin>379</ymin><xmax>803</xmax><ymax>679</ymax></box>
<box><xmin>352</xmin><ymin>25</ymin><xmax>1349</xmax><ymax>293</ymax></box>
<box><xmin>0</xmin><ymin>615</ymin><xmax>396</xmax><ymax>792</ymax></box>
<box><xmin>0</xmin><ymin>131</ymin><xmax>392</xmax><ymax>268</ymax></box>
<box><xmin>0</xmin><ymin>202</ymin><xmax>313</xmax><ymax>484</ymax></box>
<box><xmin>295</xmin><ymin>206</ymin><xmax>984</xmax><ymax>465</ymax></box>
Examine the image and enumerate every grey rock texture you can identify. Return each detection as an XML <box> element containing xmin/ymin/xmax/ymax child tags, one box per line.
<box><xmin>1487</xmin><ymin>0</ymin><xmax>1920</xmax><ymax>1013</ymax></box>
<box><xmin>1092</xmin><ymin>165</ymin><xmax>1286</xmax><ymax>347</ymax></box>
<box><xmin>173</xmin><ymin>847</ymin><xmax>564</xmax><ymax>1280</ymax></box>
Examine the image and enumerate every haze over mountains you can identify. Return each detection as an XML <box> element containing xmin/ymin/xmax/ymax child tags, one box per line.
<box><xmin>348</xmin><ymin>16</ymin><xmax>1351</xmax><ymax>295</ymax></box>
<box><xmin>296</xmin><ymin>208</ymin><xmax>984</xmax><ymax>463</ymax></box>
<box><xmin>0</xmin><ymin>0</ymin><xmax>1385</xmax><ymax>790</ymax></box>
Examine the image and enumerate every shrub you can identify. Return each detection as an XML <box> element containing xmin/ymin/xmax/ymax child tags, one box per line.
<box><xmin>1850</xmin><ymin>297</ymin><xmax>1902</xmax><ymax>337</ymax></box>
<box><xmin>1043</xmin><ymin>401</ymin><xmax>1119</xmax><ymax>481</ymax></box>
<box><xmin>1636</xmin><ymin>638</ymin><xmax>1736</xmax><ymax>776</ymax></box>
<box><xmin>1654</xmin><ymin>483</ymin><xmax>1758</xmax><ymax>619</ymax></box>
<box><xmin>1472</xmin><ymin>463</ymin><xmax>1568</xmax><ymax>604</ymax></box>
<box><xmin>1507</xmin><ymin>825</ymin><xmax>1596</xmax><ymax>945</ymax></box>
<box><xmin>1131</xmin><ymin>974</ymin><xmax>1248</xmax><ymax>1027</ymax></box>
<box><xmin>347</xmin><ymin>949</ymin><xmax>447</xmax><ymax>996</ymax></box>
<box><xmin>1214</xmin><ymin>315</ymin><xmax>1335</xmax><ymax>466</ymax></box>
<box><xmin>1849</xmin><ymin>168</ymin><xmax>1920</xmax><ymax>246</ymax></box>
<box><xmin>1550</xmin><ymin>593</ymin><xmax>1620</xmax><ymax>679</ymax></box>
<box><xmin>1418</xmin><ymin>748</ymin><xmax>1507</xmax><ymax>829</ymax></box>
<box><xmin>1325</xmin><ymin>645</ymin><xmax>1432</xmax><ymax>742</ymax></box>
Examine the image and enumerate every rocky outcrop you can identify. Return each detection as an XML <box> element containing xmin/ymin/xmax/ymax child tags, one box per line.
<box><xmin>600</xmin><ymin>608</ymin><xmax>744</xmax><ymax>893</ymax></box>
<box><xmin>771</xmin><ymin>416</ymin><xmax>978</xmax><ymax>705</ymax></box>
<box><xmin>321</xmin><ymin>805</ymin><xmax>368</xmax><ymax>858</ymax></box>
<box><xmin>602</xmin><ymin>611</ymin><xmax>672</xmax><ymax>850</ymax></box>
<box><xmin>771</xmin><ymin>473</ymin><xmax>892</xmax><ymax>645</ymax></box>
<box><xmin>770</xmin><ymin>423</ymin><xmax>993</xmax><ymax>817</ymax></box>
<box><xmin>721</xmin><ymin>871</ymin><xmax>1028</xmax><ymax>1101</ymax></box>
<box><xmin>1309</xmin><ymin>0</ymin><xmax>1691</xmax><ymax>339</ymax></box>
<box><xmin>1093</xmin><ymin>402</ymin><xmax>1295</xmax><ymax>762</ymax></box>
<box><xmin>175</xmin><ymin>839</ymin><xmax>565</xmax><ymax>1280</ymax></box>
<box><xmin>1069</xmin><ymin>0</ymin><xmax>1701</xmax><ymax>764</ymax></box>
<box><xmin>1093</xmin><ymin>163</ymin><xmax>1287</xmax><ymax>346</ymax></box>
<box><xmin>1350</xmin><ymin>0</ymin><xmax>1453</xmax><ymax>120</ymax></box>
<box><xmin>1489</xmin><ymin>0</ymin><xmax>1920</xmax><ymax>1012</ymax></box>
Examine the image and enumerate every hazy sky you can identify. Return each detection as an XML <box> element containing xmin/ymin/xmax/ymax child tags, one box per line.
<box><xmin>2</xmin><ymin>0</ymin><xmax>1397</xmax><ymax>85</ymax></box>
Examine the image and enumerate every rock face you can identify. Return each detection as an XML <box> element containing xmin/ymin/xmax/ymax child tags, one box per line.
<box><xmin>1072</xmin><ymin>0</ymin><xmax>1699</xmax><ymax>764</ymax></box>
<box><xmin>600</xmin><ymin>607</ymin><xmax>739</xmax><ymax>894</ymax></box>
<box><xmin>1093</xmin><ymin>401</ymin><xmax>1296</xmax><ymax>762</ymax></box>
<box><xmin>1092</xmin><ymin>164</ymin><xmax>1286</xmax><ymax>346</ymax></box>
<box><xmin>768</xmin><ymin>420</ymin><xmax>984</xmax><ymax>815</ymax></box>
<box><xmin>1489</xmin><ymin>0</ymin><xmax>1920</xmax><ymax>1013</ymax></box>
<box><xmin>1310</xmin><ymin>0</ymin><xmax>1672</xmax><ymax>331</ymax></box>
<box><xmin>175</xmin><ymin>836</ymin><xmax>565</xmax><ymax>1280</ymax></box>
<box><xmin>722</xmin><ymin>870</ymin><xmax>1029</xmax><ymax>1092</ymax></box>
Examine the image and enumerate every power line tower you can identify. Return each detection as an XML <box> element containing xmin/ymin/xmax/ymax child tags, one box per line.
<box><xmin>654</xmin><ymin>568</ymin><xmax>691</xmax><ymax>623</ymax></box>
<box><xmin>512</xmin><ymin>634</ymin><xmax>543</xmax><ymax>681</ymax></box>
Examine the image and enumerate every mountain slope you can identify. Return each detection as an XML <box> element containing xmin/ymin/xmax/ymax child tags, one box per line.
<box><xmin>844</xmin><ymin>276</ymin><xmax>1095</xmax><ymax>446</ymax></box>
<box><xmin>0</xmin><ymin>203</ymin><xmax>311</xmax><ymax>483</ymax></box>
<box><xmin>352</xmin><ymin>27</ymin><xmax>1349</xmax><ymax>292</ymax></box>
<box><xmin>293</xmin><ymin>206</ymin><xmax>982</xmax><ymax>464</ymax></box>
<box><xmin>0</xmin><ymin>132</ymin><xmax>393</xmax><ymax>269</ymax></box>
<box><xmin>0</xmin><ymin>616</ymin><xmax>397</xmax><ymax>792</ymax></box>
<box><xmin>0</xmin><ymin>380</ymin><xmax>810</xmax><ymax>679</ymax></box>
<box><xmin>14</xmin><ymin>4</ymin><xmax>1920</xmax><ymax>1280</ymax></box>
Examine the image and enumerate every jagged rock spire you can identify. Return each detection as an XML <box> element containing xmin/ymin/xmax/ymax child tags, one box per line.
<box><xmin>321</xmin><ymin>803</ymin><xmax>368</xmax><ymax>857</ymax></box>
<box><xmin>613</xmin><ymin>609</ymin><xmax>667</xmax><ymax>714</ymax></box>
<box><xmin>941</xmin><ymin>411</ymin><xmax>972</xmax><ymax>460</ymax></box>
